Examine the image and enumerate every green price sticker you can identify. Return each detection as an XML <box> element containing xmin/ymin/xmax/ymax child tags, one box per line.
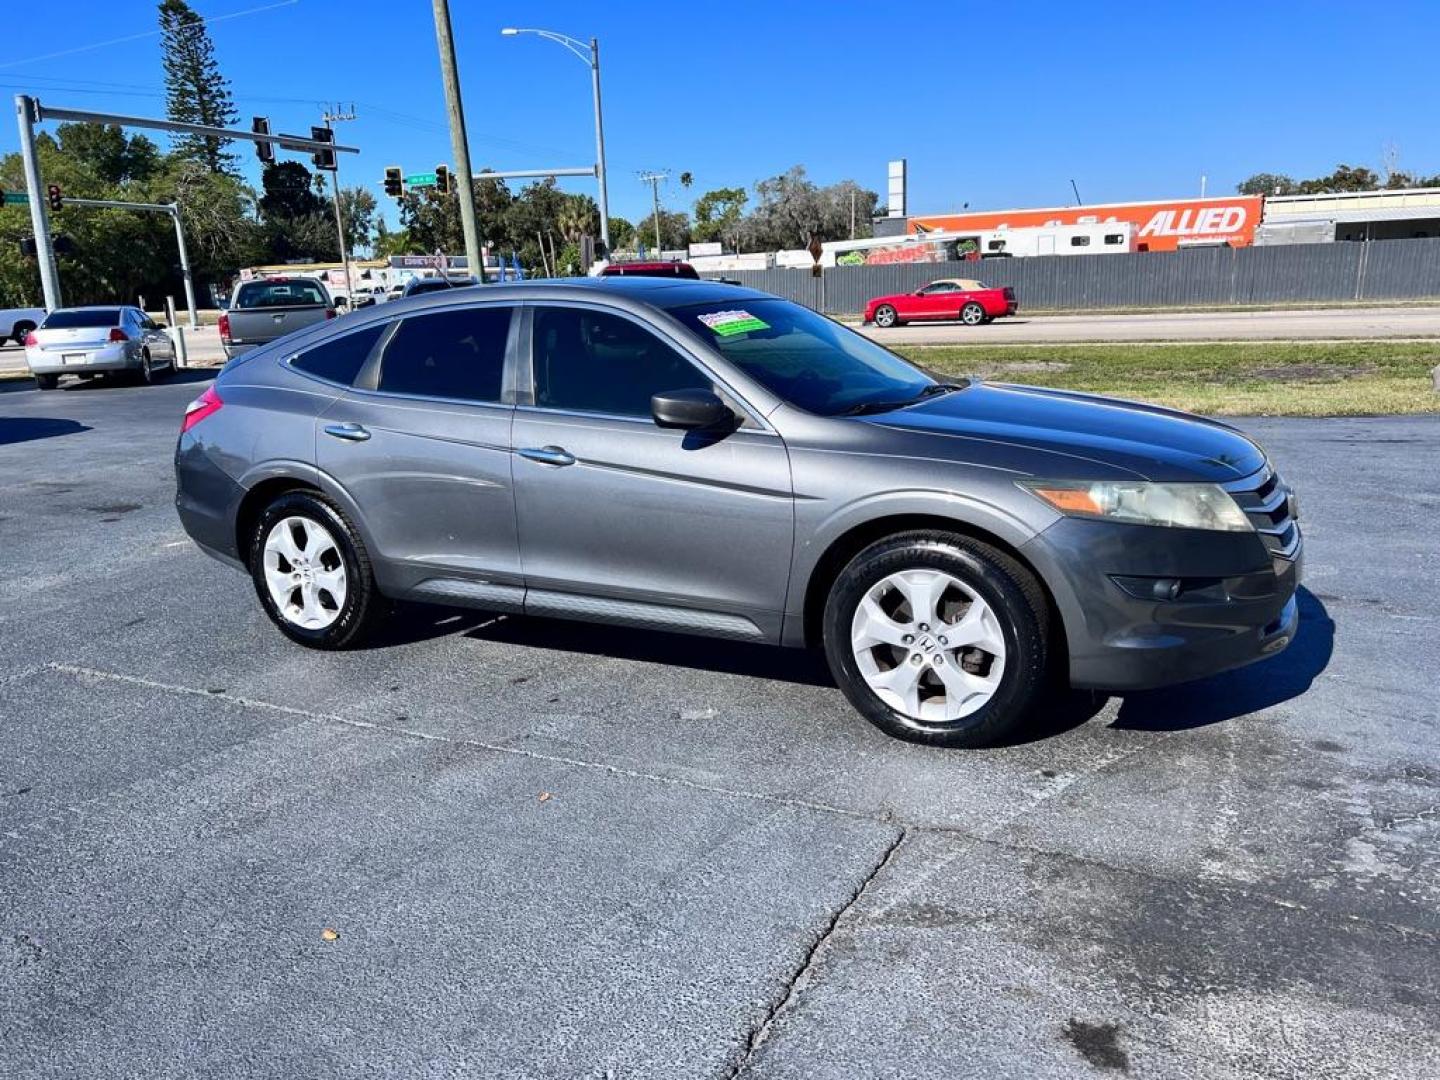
<box><xmin>698</xmin><ymin>309</ymin><xmax>769</xmax><ymax>337</ymax></box>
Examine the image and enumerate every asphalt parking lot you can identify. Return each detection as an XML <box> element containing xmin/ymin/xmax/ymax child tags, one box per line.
<box><xmin>2</xmin><ymin>375</ymin><xmax>1438</xmax><ymax>1078</ymax></box>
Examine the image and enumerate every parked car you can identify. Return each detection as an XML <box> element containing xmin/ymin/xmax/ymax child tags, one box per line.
<box><xmin>865</xmin><ymin>278</ymin><xmax>1018</xmax><ymax>328</ymax></box>
<box><xmin>1</xmin><ymin>304</ymin><xmax>46</xmax><ymax>346</ymax></box>
<box><xmin>598</xmin><ymin>261</ymin><xmax>700</xmax><ymax>279</ymax></box>
<box><xmin>402</xmin><ymin>275</ymin><xmax>479</xmax><ymax>298</ymax></box>
<box><xmin>219</xmin><ymin>276</ymin><xmax>335</xmax><ymax>359</ymax></box>
<box><xmin>25</xmin><ymin>305</ymin><xmax>176</xmax><ymax>389</ymax></box>
<box><xmin>175</xmin><ymin>279</ymin><xmax>1300</xmax><ymax>747</ymax></box>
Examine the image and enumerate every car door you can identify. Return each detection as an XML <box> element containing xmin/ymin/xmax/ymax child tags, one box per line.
<box><xmin>314</xmin><ymin>302</ymin><xmax>524</xmax><ymax>609</ymax></box>
<box><xmin>510</xmin><ymin>302</ymin><xmax>794</xmax><ymax>642</ymax></box>
<box><xmin>914</xmin><ymin>282</ymin><xmax>958</xmax><ymax>319</ymax></box>
<box><xmin>135</xmin><ymin>311</ymin><xmax>173</xmax><ymax>362</ymax></box>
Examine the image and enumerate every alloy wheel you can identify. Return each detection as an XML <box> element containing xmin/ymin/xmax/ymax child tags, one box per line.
<box><xmin>850</xmin><ymin>567</ymin><xmax>1007</xmax><ymax>722</ymax></box>
<box><xmin>262</xmin><ymin>515</ymin><xmax>348</xmax><ymax>630</ymax></box>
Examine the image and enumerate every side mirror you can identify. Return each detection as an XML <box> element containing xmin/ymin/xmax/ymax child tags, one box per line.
<box><xmin>651</xmin><ymin>388</ymin><xmax>732</xmax><ymax>430</ymax></box>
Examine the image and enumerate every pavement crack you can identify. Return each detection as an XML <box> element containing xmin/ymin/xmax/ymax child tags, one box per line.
<box><xmin>724</xmin><ymin>827</ymin><xmax>908</xmax><ymax>1078</ymax></box>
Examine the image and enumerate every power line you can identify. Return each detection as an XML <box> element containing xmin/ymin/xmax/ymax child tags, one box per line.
<box><xmin>0</xmin><ymin>0</ymin><xmax>301</xmax><ymax>72</ymax></box>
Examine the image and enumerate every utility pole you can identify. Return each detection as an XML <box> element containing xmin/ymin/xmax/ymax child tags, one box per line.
<box><xmin>322</xmin><ymin>104</ymin><xmax>357</xmax><ymax>303</ymax></box>
<box><xmin>432</xmin><ymin>0</ymin><xmax>483</xmax><ymax>279</ymax></box>
<box><xmin>14</xmin><ymin>95</ymin><xmax>60</xmax><ymax>308</ymax></box>
<box><xmin>850</xmin><ymin>189</ymin><xmax>857</xmax><ymax>240</ymax></box>
<box><xmin>589</xmin><ymin>38</ymin><xmax>611</xmax><ymax>253</ymax></box>
<box><xmin>639</xmin><ymin>170</ymin><xmax>667</xmax><ymax>255</ymax></box>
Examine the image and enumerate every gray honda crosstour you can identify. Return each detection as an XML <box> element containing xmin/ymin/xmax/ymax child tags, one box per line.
<box><xmin>176</xmin><ymin>278</ymin><xmax>1301</xmax><ymax>746</ymax></box>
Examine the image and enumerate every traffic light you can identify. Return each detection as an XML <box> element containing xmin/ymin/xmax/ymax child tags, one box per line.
<box><xmin>47</xmin><ymin>184</ymin><xmax>62</xmax><ymax>212</ymax></box>
<box><xmin>310</xmin><ymin>125</ymin><xmax>336</xmax><ymax>171</ymax></box>
<box><xmin>384</xmin><ymin>166</ymin><xmax>403</xmax><ymax>199</ymax></box>
<box><xmin>252</xmin><ymin>116</ymin><xmax>273</xmax><ymax>165</ymax></box>
<box><xmin>435</xmin><ymin>164</ymin><xmax>450</xmax><ymax>195</ymax></box>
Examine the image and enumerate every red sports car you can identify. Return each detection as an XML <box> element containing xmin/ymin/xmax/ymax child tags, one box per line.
<box><xmin>864</xmin><ymin>278</ymin><xmax>1018</xmax><ymax>328</ymax></box>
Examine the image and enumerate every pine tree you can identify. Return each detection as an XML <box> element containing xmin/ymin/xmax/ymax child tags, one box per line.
<box><xmin>158</xmin><ymin>0</ymin><xmax>239</xmax><ymax>173</ymax></box>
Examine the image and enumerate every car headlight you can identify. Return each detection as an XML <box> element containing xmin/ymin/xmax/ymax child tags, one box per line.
<box><xmin>1020</xmin><ymin>480</ymin><xmax>1253</xmax><ymax>532</ymax></box>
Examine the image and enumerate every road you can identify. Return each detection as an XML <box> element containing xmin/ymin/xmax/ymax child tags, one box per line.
<box><xmin>860</xmin><ymin>303</ymin><xmax>1440</xmax><ymax>344</ymax></box>
<box><xmin>2</xmin><ymin>378</ymin><xmax>1438</xmax><ymax>1078</ymax></box>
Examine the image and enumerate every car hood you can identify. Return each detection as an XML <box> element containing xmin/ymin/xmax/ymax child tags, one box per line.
<box><xmin>866</xmin><ymin>382</ymin><xmax>1266</xmax><ymax>482</ymax></box>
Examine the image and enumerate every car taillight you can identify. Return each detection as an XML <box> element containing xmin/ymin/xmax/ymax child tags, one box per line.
<box><xmin>24</xmin><ymin>331</ymin><xmax>37</xmax><ymax>346</ymax></box>
<box><xmin>181</xmin><ymin>385</ymin><xmax>223</xmax><ymax>433</ymax></box>
<box><xmin>217</xmin><ymin>312</ymin><xmax>231</xmax><ymax>342</ymax></box>
<box><xmin>108</xmin><ymin>328</ymin><xmax>128</xmax><ymax>343</ymax></box>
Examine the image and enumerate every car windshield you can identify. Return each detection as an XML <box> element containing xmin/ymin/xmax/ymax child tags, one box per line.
<box><xmin>42</xmin><ymin>308</ymin><xmax>122</xmax><ymax>329</ymax></box>
<box><xmin>235</xmin><ymin>280</ymin><xmax>327</xmax><ymax>309</ymax></box>
<box><xmin>673</xmin><ymin>298</ymin><xmax>946</xmax><ymax>416</ymax></box>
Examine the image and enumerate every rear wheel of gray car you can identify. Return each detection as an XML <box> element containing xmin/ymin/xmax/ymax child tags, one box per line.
<box><xmin>12</xmin><ymin>322</ymin><xmax>36</xmax><ymax>345</ymax></box>
<box><xmin>960</xmin><ymin>301</ymin><xmax>985</xmax><ymax>326</ymax></box>
<box><xmin>34</xmin><ymin>373</ymin><xmax>58</xmax><ymax>390</ymax></box>
<box><xmin>873</xmin><ymin>304</ymin><xmax>899</xmax><ymax>328</ymax></box>
<box><xmin>822</xmin><ymin>531</ymin><xmax>1050</xmax><ymax>747</ymax></box>
<box><xmin>249</xmin><ymin>490</ymin><xmax>383</xmax><ymax>649</ymax></box>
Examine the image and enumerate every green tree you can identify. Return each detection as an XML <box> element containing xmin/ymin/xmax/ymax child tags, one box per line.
<box><xmin>634</xmin><ymin>209</ymin><xmax>692</xmax><ymax>253</ymax></box>
<box><xmin>337</xmin><ymin>186</ymin><xmax>378</xmax><ymax>256</ymax></box>
<box><xmin>692</xmin><ymin>186</ymin><xmax>748</xmax><ymax>250</ymax></box>
<box><xmin>607</xmin><ymin>216</ymin><xmax>635</xmax><ymax>251</ymax></box>
<box><xmin>1297</xmin><ymin>165</ymin><xmax>1380</xmax><ymax>194</ymax></box>
<box><xmin>258</xmin><ymin>161</ymin><xmax>334</xmax><ymax>263</ymax></box>
<box><xmin>1236</xmin><ymin>173</ymin><xmax>1297</xmax><ymax>196</ymax></box>
<box><xmin>158</xmin><ymin>0</ymin><xmax>240</xmax><ymax>173</ymax></box>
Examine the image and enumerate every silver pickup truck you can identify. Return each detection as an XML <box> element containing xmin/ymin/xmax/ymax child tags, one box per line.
<box><xmin>219</xmin><ymin>276</ymin><xmax>335</xmax><ymax>359</ymax></box>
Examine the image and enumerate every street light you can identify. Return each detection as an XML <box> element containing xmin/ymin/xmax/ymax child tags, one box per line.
<box><xmin>501</xmin><ymin>26</ymin><xmax>611</xmax><ymax>252</ymax></box>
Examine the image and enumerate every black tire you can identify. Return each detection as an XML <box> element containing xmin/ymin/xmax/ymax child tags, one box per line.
<box><xmin>247</xmin><ymin>490</ymin><xmax>385</xmax><ymax>649</ymax></box>
<box><xmin>960</xmin><ymin>302</ymin><xmax>986</xmax><ymax>326</ymax></box>
<box><xmin>34</xmin><ymin>373</ymin><xmax>58</xmax><ymax>390</ymax></box>
<box><xmin>822</xmin><ymin>530</ymin><xmax>1051</xmax><ymax>747</ymax></box>
<box><xmin>12</xmin><ymin>322</ymin><xmax>36</xmax><ymax>345</ymax></box>
<box><xmin>873</xmin><ymin>304</ymin><xmax>900</xmax><ymax>328</ymax></box>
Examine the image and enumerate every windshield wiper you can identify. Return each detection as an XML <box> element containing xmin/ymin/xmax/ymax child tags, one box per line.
<box><xmin>841</xmin><ymin>381</ymin><xmax>966</xmax><ymax>416</ymax></box>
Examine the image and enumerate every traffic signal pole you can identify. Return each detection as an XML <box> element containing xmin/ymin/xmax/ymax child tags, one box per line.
<box><xmin>14</xmin><ymin>95</ymin><xmax>61</xmax><ymax>309</ymax></box>
<box><xmin>60</xmin><ymin>197</ymin><xmax>198</xmax><ymax>329</ymax></box>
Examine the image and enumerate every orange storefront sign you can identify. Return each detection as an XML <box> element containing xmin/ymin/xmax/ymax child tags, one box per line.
<box><xmin>909</xmin><ymin>195</ymin><xmax>1263</xmax><ymax>251</ymax></box>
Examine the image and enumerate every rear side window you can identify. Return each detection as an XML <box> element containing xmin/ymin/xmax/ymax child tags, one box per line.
<box><xmin>291</xmin><ymin>324</ymin><xmax>386</xmax><ymax>386</ymax></box>
<box><xmin>236</xmin><ymin>280</ymin><xmax>328</xmax><ymax>309</ymax></box>
<box><xmin>43</xmin><ymin>308</ymin><xmax>121</xmax><ymax>328</ymax></box>
<box><xmin>377</xmin><ymin>306</ymin><xmax>512</xmax><ymax>402</ymax></box>
<box><xmin>1070</xmin><ymin>236</ymin><xmax>1091</xmax><ymax>247</ymax></box>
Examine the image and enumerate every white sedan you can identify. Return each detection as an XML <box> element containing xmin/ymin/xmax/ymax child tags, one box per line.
<box><xmin>25</xmin><ymin>305</ymin><xmax>176</xmax><ymax>389</ymax></box>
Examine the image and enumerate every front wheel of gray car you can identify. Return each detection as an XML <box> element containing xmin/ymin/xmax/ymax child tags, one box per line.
<box><xmin>822</xmin><ymin>531</ymin><xmax>1051</xmax><ymax>747</ymax></box>
<box><xmin>248</xmin><ymin>490</ymin><xmax>384</xmax><ymax>649</ymax></box>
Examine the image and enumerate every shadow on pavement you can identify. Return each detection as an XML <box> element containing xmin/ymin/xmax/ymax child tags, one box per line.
<box><xmin>1110</xmin><ymin>587</ymin><xmax>1334</xmax><ymax>732</ymax></box>
<box><xmin>0</xmin><ymin>417</ymin><xmax>92</xmax><ymax>445</ymax></box>
<box><xmin>56</xmin><ymin>369</ymin><xmax>216</xmax><ymax>392</ymax></box>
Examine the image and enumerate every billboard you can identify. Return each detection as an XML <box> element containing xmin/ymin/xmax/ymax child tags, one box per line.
<box><xmin>909</xmin><ymin>195</ymin><xmax>1263</xmax><ymax>252</ymax></box>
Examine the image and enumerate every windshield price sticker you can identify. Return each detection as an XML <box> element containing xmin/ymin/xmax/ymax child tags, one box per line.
<box><xmin>698</xmin><ymin>309</ymin><xmax>769</xmax><ymax>336</ymax></box>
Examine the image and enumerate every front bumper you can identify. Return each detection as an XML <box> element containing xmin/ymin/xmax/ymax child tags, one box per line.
<box><xmin>1022</xmin><ymin>515</ymin><xmax>1302</xmax><ymax>691</ymax></box>
<box><xmin>27</xmin><ymin>343</ymin><xmax>137</xmax><ymax>375</ymax></box>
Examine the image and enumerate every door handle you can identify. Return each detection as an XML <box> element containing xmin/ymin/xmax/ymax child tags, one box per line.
<box><xmin>518</xmin><ymin>445</ymin><xmax>576</xmax><ymax>467</ymax></box>
<box><xmin>323</xmin><ymin>422</ymin><xmax>371</xmax><ymax>443</ymax></box>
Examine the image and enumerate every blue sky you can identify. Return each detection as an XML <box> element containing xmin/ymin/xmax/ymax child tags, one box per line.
<box><xmin>4</xmin><ymin>0</ymin><xmax>1439</xmax><ymax>229</ymax></box>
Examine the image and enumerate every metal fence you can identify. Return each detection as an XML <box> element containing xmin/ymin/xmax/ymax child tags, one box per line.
<box><xmin>700</xmin><ymin>237</ymin><xmax>1440</xmax><ymax>314</ymax></box>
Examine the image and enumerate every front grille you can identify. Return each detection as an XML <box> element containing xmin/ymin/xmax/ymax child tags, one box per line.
<box><xmin>1226</xmin><ymin>466</ymin><xmax>1300</xmax><ymax>560</ymax></box>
